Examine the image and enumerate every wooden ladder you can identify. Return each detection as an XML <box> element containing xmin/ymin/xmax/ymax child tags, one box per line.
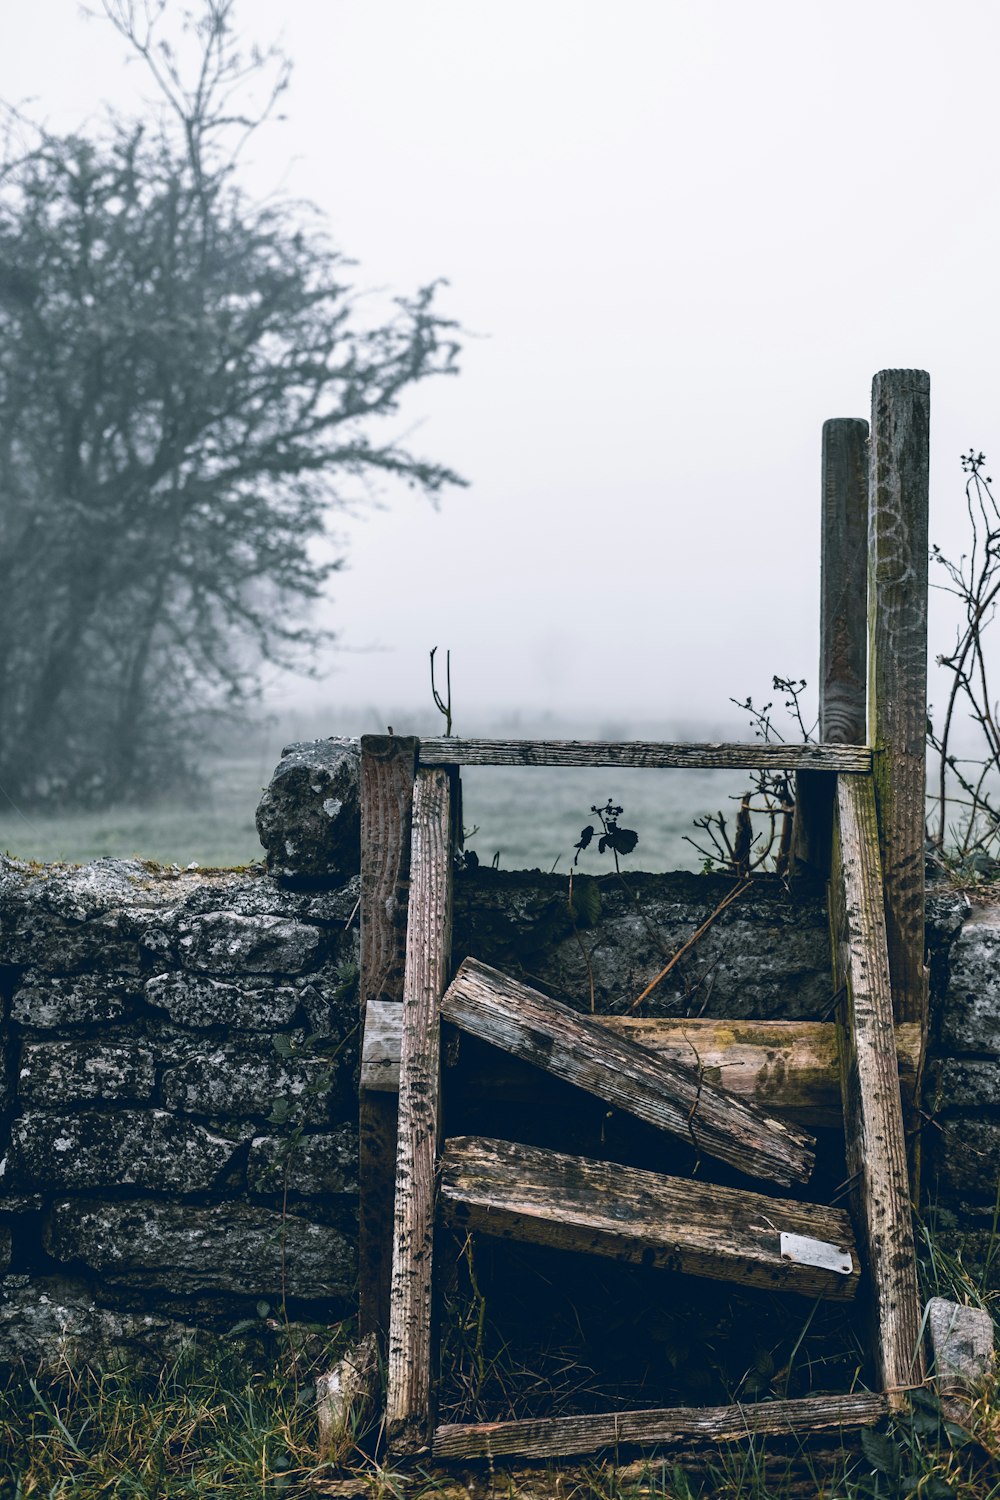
<box><xmin>357</xmin><ymin>370</ymin><xmax>931</xmax><ymax>1461</ymax></box>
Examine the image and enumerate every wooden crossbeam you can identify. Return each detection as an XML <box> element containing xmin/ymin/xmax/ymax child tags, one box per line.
<box><xmin>831</xmin><ymin>773</ymin><xmax>924</xmax><ymax>1404</ymax></box>
<box><xmin>363</xmin><ymin>1001</ymin><xmax>921</xmax><ymax>1129</ymax></box>
<box><xmin>433</xmin><ymin>1391</ymin><xmax>889</xmax><ymax>1460</ymax></box>
<box><xmin>417</xmin><ymin>738</ymin><xmax>872</xmax><ymax>771</ymax></box>
<box><xmin>440</xmin><ymin>958</ymin><xmax>815</xmax><ymax>1186</ymax></box>
<box><xmin>441</xmin><ymin>1136</ymin><xmax>859</xmax><ymax>1300</ymax></box>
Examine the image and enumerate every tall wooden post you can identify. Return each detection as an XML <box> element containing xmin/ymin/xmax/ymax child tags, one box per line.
<box><xmin>868</xmin><ymin>369</ymin><xmax>930</xmax><ymax>1031</ymax></box>
<box><xmin>358</xmin><ymin>734</ymin><xmax>417</xmax><ymax>1341</ymax></box>
<box><xmin>793</xmin><ymin>418</ymin><xmax>870</xmax><ymax>877</ymax></box>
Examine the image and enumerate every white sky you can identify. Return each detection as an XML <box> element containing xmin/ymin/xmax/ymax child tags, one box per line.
<box><xmin>2</xmin><ymin>0</ymin><xmax>998</xmax><ymax>733</ymax></box>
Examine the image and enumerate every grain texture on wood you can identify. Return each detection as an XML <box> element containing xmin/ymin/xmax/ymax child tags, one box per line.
<box><xmin>440</xmin><ymin>958</ymin><xmax>815</xmax><ymax>1186</ymax></box>
<box><xmin>417</xmin><ymin>738</ymin><xmax>871</xmax><ymax>771</ymax></box>
<box><xmin>440</xmin><ymin>1136</ymin><xmax>858</xmax><ymax>1300</ymax></box>
<box><xmin>385</xmin><ymin>768</ymin><xmax>454</xmax><ymax>1455</ymax></box>
<box><xmin>794</xmin><ymin>417</ymin><xmax>870</xmax><ymax>878</ymax></box>
<box><xmin>358</xmin><ymin>735</ymin><xmax>417</xmax><ymax>1340</ymax></box>
<box><xmin>433</xmin><ymin>1391</ymin><xmax>888</xmax><ymax>1459</ymax></box>
<box><xmin>363</xmin><ymin>1004</ymin><xmax>920</xmax><ymax>1128</ymax></box>
<box><xmin>832</xmin><ymin>773</ymin><xmax>924</xmax><ymax>1403</ymax></box>
<box><xmin>868</xmin><ymin>370</ymin><xmax>930</xmax><ymax>1028</ymax></box>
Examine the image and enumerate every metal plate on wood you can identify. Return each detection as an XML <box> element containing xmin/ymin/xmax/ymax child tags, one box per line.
<box><xmin>780</xmin><ymin>1231</ymin><xmax>853</xmax><ymax>1277</ymax></box>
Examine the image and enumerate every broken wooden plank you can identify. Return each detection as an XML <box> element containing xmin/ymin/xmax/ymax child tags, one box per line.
<box><xmin>868</xmin><ymin>368</ymin><xmax>930</xmax><ymax>1029</ymax></box>
<box><xmin>417</xmin><ymin>738</ymin><xmax>872</xmax><ymax>771</ymax></box>
<box><xmin>385</xmin><ymin>767</ymin><xmax>455</xmax><ymax>1455</ymax></box>
<box><xmin>358</xmin><ymin>734</ymin><xmax>417</xmax><ymax>1341</ymax></box>
<box><xmin>440</xmin><ymin>1136</ymin><xmax>859</xmax><ymax>1300</ymax></box>
<box><xmin>832</xmin><ymin>772</ymin><xmax>924</xmax><ymax>1404</ymax></box>
<box><xmin>793</xmin><ymin>416</ymin><xmax>869</xmax><ymax>879</ymax></box>
<box><xmin>440</xmin><ymin>958</ymin><xmax>815</xmax><ymax>1186</ymax></box>
<box><xmin>433</xmin><ymin>1390</ymin><xmax>888</xmax><ymax>1460</ymax></box>
<box><xmin>362</xmin><ymin>1002</ymin><xmax>921</xmax><ymax>1129</ymax></box>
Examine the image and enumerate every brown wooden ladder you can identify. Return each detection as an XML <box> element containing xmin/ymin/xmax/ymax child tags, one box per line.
<box><xmin>356</xmin><ymin>370</ymin><xmax>932</xmax><ymax>1462</ymax></box>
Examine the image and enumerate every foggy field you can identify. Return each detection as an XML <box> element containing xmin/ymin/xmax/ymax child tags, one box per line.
<box><xmin>0</xmin><ymin>713</ymin><xmax>757</xmax><ymax>873</ymax></box>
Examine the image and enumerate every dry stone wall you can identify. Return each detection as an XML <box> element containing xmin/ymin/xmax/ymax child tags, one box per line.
<box><xmin>0</xmin><ymin>736</ymin><xmax>996</xmax><ymax>1373</ymax></box>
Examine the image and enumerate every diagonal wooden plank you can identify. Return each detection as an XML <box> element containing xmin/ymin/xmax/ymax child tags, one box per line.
<box><xmin>440</xmin><ymin>958</ymin><xmax>815</xmax><ymax>1186</ymax></box>
<box><xmin>433</xmin><ymin>1391</ymin><xmax>889</xmax><ymax>1460</ymax></box>
<box><xmin>385</xmin><ymin>767</ymin><xmax>454</xmax><ymax>1456</ymax></box>
<box><xmin>440</xmin><ymin>1136</ymin><xmax>859</xmax><ymax>1300</ymax></box>
<box><xmin>832</xmin><ymin>773</ymin><xmax>924</xmax><ymax>1404</ymax></box>
<box><xmin>417</xmin><ymin>737</ymin><xmax>872</xmax><ymax>771</ymax></box>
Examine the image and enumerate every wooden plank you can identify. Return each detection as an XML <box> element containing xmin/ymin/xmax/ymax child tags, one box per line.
<box><xmin>363</xmin><ymin>1002</ymin><xmax>921</xmax><ymax>1129</ymax></box>
<box><xmin>832</xmin><ymin>773</ymin><xmax>924</xmax><ymax>1404</ymax></box>
<box><xmin>440</xmin><ymin>1136</ymin><xmax>859</xmax><ymax>1300</ymax></box>
<box><xmin>793</xmin><ymin>417</ymin><xmax>870</xmax><ymax>878</ymax></box>
<box><xmin>433</xmin><ymin>1391</ymin><xmax>888</xmax><ymax>1460</ymax></box>
<box><xmin>385</xmin><ymin>767</ymin><xmax>455</xmax><ymax>1456</ymax></box>
<box><xmin>417</xmin><ymin>738</ymin><xmax>872</xmax><ymax>771</ymax></box>
<box><xmin>868</xmin><ymin>369</ymin><xmax>930</xmax><ymax>1028</ymax></box>
<box><xmin>440</xmin><ymin>958</ymin><xmax>815</xmax><ymax>1186</ymax></box>
<box><xmin>358</xmin><ymin>735</ymin><xmax>417</xmax><ymax>1340</ymax></box>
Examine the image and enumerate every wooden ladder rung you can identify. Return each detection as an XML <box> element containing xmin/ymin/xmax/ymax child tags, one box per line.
<box><xmin>363</xmin><ymin>999</ymin><xmax>922</xmax><ymax>1130</ymax></box>
<box><xmin>416</xmin><ymin>737</ymin><xmax>873</xmax><ymax>771</ymax></box>
<box><xmin>441</xmin><ymin>958</ymin><xmax>816</xmax><ymax>1186</ymax></box>
<box><xmin>440</xmin><ymin>1136</ymin><xmax>860</xmax><ymax>1301</ymax></box>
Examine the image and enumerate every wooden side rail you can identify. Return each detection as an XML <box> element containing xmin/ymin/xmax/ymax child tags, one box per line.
<box><xmin>416</xmin><ymin>738</ymin><xmax>872</xmax><ymax>771</ymax></box>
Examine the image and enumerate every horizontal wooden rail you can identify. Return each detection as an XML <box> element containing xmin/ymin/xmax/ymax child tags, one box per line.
<box><xmin>361</xmin><ymin>1001</ymin><xmax>921</xmax><ymax>1129</ymax></box>
<box><xmin>441</xmin><ymin>1136</ymin><xmax>859</xmax><ymax>1300</ymax></box>
<box><xmin>433</xmin><ymin>1390</ymin><xmax>889</xmax><ymax>1459</ymax></box>
<box><xmin>416</xmin><ymin>738</ymin><xmax>873</xmax><ymax>771</ymax></box>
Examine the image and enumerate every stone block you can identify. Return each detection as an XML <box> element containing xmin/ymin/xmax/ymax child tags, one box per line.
<box><xmin>930</xmin><ymin>1058</ymin><xmax>1000</xmax><ymax>1111</ymax></box>
<box><xmin>940</xmin><ymin>902</ymin><xmax>1000</xmax><ymax>1053</ymax></box>
<box><xmin>177</xmin><ymin>912</ymin><xmax>325</xmax><ymax>975</ymax></box>
<box><xmin>927</xmin><ymin>1296</ymin><xmax>995</xmax><ymax>1395</ymax></box>
<box><xmin>0</xmin><ymin>1273</ymin><xmax>204</xmax><ymax>1376</ymax></box>
<box><xmin>255</xmin><ymin>738</ymin><xmax>361</xmax><ymax>883</ymax></box>
<box><xmin>11</xmin><ymin>972</ymin><xmax>134</xmax><ymax>1028</ymax></box>
<box><xmin>19</xmin><ymin>1041</ymin><xmax>156</xmax><ymax>1106</ymax></box>
<box><xmin>161</xmin><ymin>1045</ymin><xmax>342</xmax><ymax>1123</ymax></box>
<box><xmin>45</xmin><ymin>1199</ymin><xmax>355</xmax><ymax>1299</ymax></box>
<box><xmin>9</xmin><ymin>1110</ymin><xmax>237</xmax><ymax>1191</ymax></box>
<box><xmin>929</xmin><ymin>1117</ymin><xmax>1000</xmax><ymax>1206</ymax></box>
<box><xmin>248</xmin><ymin>1125</ymin><xmax>358</xmax><ymax>1197</ymax></box>
<box><xmin>145</xmin><ymin>972</ymin><xmax>302</xmax><ymax>1030</ymax></box>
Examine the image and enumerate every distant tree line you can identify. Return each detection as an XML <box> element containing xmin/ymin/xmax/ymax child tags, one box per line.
<box><xmin>0</xmin><ymin>0</ymin><xmax>463</xmax><ymax>809</ymax></box>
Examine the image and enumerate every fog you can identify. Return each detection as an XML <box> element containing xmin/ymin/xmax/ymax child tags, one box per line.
<box><xmin>3</xmin><ymin>1</ymin><xmax>999</xmax><ymax>731</ymax></box>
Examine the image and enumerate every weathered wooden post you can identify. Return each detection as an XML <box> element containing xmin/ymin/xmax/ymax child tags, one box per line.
<box><xmin>793</xmin><ymin>417</ymin><xmax>869</xmax><ymax>876</ymax></box>
<box><xmin>867</xmin><ymin>369</ymin><xmax>930</xmax><ymax>1034</ymax></box>
<box><xmin>358</xmin><ymin>734</ymin><xmax>418</xmax><ymax>1341</ymax></box>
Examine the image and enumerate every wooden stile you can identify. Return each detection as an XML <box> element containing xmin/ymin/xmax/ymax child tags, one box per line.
<box><xmin>793</xmin><ymin>417</ymin><xmax>869</xmax><ymax>879</ymax></box>
<box><xmin>433</xmin><ymin>1392</ymin><xmax>889</xmax><ymax>1461</ymax></box>
<box><xmin>358</xmin><ymin>735</ymin><xmax>417</xmax><ymax>1339</ymax></box>
<box><xmin>868</xmin><ymin>369</ymin><xmax>930</xmax><ymax>1030</ymax></box>
<box><xmin>417</xmin><ymin>737</ymin><xmax>871</xmax><ymax>772</ymax></box>
<box><xmin>363</xmin><ymin>1000</ymin><xmax>921</xmax><ymax>1130</ymax></box>
<box><xmin>440</xmin><ymin>1135</ymin><xmax>859</xmax><ymax>1299</ymax></box>
<box><xmin>831</xmin><ymin>773</ymin><xmax>924</xmax><ymax>1403</ymax></box>
<box><xmin>440</xmin><ymin>958</ymin><xmax>816</xmax><ymax>1186</ymax></box>
<box><xmin>385</xmin><ymin>767</ymin><xmax>455</xmax><ymax>1455</ymax></box>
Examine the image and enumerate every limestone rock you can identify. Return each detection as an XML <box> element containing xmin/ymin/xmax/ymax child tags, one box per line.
<box><xmin>176</xmin><ymin>911</ymin><xmax>325</xmax><ymax>975</ymax></box>
<box><xmin>161</xmin><ymin>1045</ymin><xmax>343</xmax><ymax>1123</ymax></box>
<box><xmin>10</xmin><ymin>1110</ymin><xmax>237</xmax><ymax>1191</ymax></box>
<box><xmin>145</xmin><ymin>972</ymin><xmax>302</xmax><ymax>1030</ymax></box>
<box><xmin>11</xmin><ymin>972</ymin><xmax>136</xmax><ymax>1028</ymax></box>
<box><xmin>0</xmin><ymin>1274</ymin><xmax>204</xmax><ymax>1376</ymax></box>
<box><xmin>255</xmin><ymin>739</ymin><xmax>361</xmax><ymax>884</ymax></box>
<box><xmin>248</xmin><ymin>1125</ymin><xmax>358</xmax><ymax>1197</ymax></box>
<box><xmin>19</xmin><ymin>1041</ymin><xmax>156</xmax><ymax>1106</ymax></box>
<box><xmin>927</xmin><ymin>1296</ymin><xmax>995</xmax><ymax>1395</ymax></box>
<box><xmin>929</xmin><ymin>1118</ymin><xmax>1000</xmax><ymax>1206</ymax></box>
<box><xmin>45</xmin><ymin>1199</ymin><xmax>355</xmax><ymax>1299</ymax></box>
<box><xmin>929</xmin><ymin>1057</ymin><xmax>1000</xmax><ymax>1110</ymax></box>
<box><xmin>940</xmin><ymin>901</ymin><xmax>1000</xmax><ymax>1052</ymax></box>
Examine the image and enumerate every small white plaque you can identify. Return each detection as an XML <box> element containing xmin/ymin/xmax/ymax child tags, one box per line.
<box><xmin>779</xmin><ymin>1231</ymin><xmax>853</xmax><ymax>1276</ymax></box>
